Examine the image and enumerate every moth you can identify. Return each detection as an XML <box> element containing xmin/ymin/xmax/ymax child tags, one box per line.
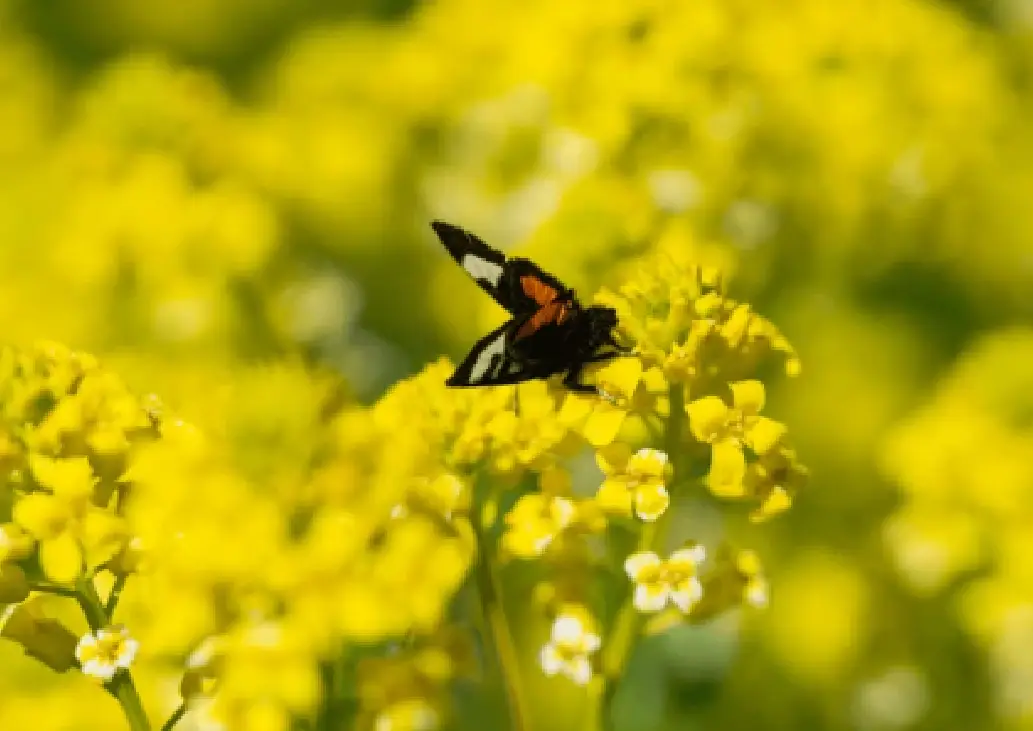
<box><xmin>431</xmin><ymin>220</ymin><xmax>632</xmax><ymax>393</ymax></box>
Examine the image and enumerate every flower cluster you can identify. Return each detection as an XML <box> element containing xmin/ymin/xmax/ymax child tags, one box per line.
<box><xmin>0</xmin><ymin>342</ymin><xmax>157</xmax><ymax>720</ymax></box>
<box><xmin>0</xmin><ymin>220</ymin><xmax>803</xmax><ymax>731</ymax></box>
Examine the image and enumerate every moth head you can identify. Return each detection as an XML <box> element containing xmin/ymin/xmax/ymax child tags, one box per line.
<box><xmin>586</xmin><ymin>304</ymin><xmax>619</xmax><ymax>338</ymax></box>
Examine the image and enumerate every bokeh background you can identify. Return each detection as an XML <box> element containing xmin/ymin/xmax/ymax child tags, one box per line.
<box><xmin>2</xmin><ymin>0</ymin><xmax>1033</xmax><ymax>729</ymax></box>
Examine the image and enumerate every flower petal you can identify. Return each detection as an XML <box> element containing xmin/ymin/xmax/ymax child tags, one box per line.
<box><xmin>551</xmin><ymin>615</ymin><xmax>586</xmax><ymax>645</ymax></box>
<box><xmin>74</xmin><ymin>632</ymin><xmax>97</xmax><ymax>662</ymax></box>
<box><xmin>40</xmin><ymin>533</ymin><xmax>82</xmax><ymax>585</ymax></box>
<box><xmin>29</xmin><ymin>455</ymin><xmax>96</xmax><ymax>500</ymax></box>
<box><xmin>669</xmin><ymin>545</ymin><xmax>706</xmax><ymax>568</ymax></box>
<box><xmin>13</xmin><ymin>494</ymin><xmax>68</xmax><ymax>540</ymax></box>
<box><xmin>730</xmin><ymin>380</ymin><xmax>765</xmax><ymax>416</ymax></box>
<box><xmin>540</xmin><ymin>644</ymin><xmax>563</xmax><ymax>676</ymax></box>
<box><xmin>624</xmin><ymin>551</ymin><xmax>662</xmax><ymax>580</ymax></box>
<box><xmin>82</xmin><ymin>657</ymin><xmax>117</xmax><ymax>682</ymax></box>
<box><xmin>558</xmin><ymin>393</ymin><xmax>594</xmax><ymax>426</ymax></box>
<box><xmin>594</xmin><ymin>358</ymin><xmax>643</xmax><ymax>400</ymax></box>
<box><xmin>595</xmin><ymin>479</ymin><xmax>633</xmax><ymax>517</ymax></box>
<box><xmin>634</xmin><ymin>483</ymin><xmax>670</xmax><ymax>522</ymax></box>
<box><xmin>745</xmin><ymin>416</ymin><xmax>786</xmax><ymax>455</ymax></box>
<box><xmin>749</xmin><ymin>485</ymin><xmax>792</xmax><ymax>523</ymax></box>
<box><xmin>81</xmin><ymin>510</ymin><xmax>127</xmax><ymax>569</ymax></box>
<box><xmin>116</xmin><ymin>638</ymin><xmax>140</xmax><ymax>669</ymax></box>
<box><xmin>686</xmin><ymin>396</ymin><xmax>730</xmax><ymax>443</ymax></box>
<box><xmin>720</xmin><ymin>304</ymin><xmax>752</xmax><ymax>348</ymax></box>
<box><xmin>634</xmin><ymin>583</ymin><xmax>669</xmax><ymax>613</ymax></box>
<box><xmin>641</xmin><ymin>366</ymin><xmax>668</xmax><ymax>394</ymax></box>
<box><xmin>583</xmin><ymin>405</ymin><xmax>627</xmax><ymax>447</ymax></box>
<box><xmin>628</xmin><ymin>448</ymin><xmax>668</xmax><ymax>478</ymax></box>
<box><xmin>549</xmin><ymin>497</ymin><xmax>576</xmax><ymax>529</ymax></box>
<box><xmin>566</xmin><ymin>655</ymin><xmax>593</xmax><ymax>686</ymax></box>
<box><xmin>736</xmin><ymin>550</ymin><xmax>763</xmax><ymax>577</ymax></box>
<box><xmin>670</xmin><ymin>578</ymin><xmax>703</xmax><ymax>613</ymax></box>
<box><xmin>707</xmin><ymin>439</ymin><xmax>747</xmax><ymax>497</ymax></box>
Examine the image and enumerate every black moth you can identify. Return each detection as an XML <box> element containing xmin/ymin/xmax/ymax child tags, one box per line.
<box><xmin>431</xmin><ymin>221</ymin><xmax>632</xmax><ymax>394</ymax></box>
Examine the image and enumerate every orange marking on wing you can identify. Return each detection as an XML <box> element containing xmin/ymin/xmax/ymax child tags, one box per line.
<box><xmin>516</xmin><ymin>301</ymin><xmax>570</xmax><ymax>340</ymax></box>
<box><xmin>520</xmin><ymin>275</ymin><xmax>560</xmax><ymax>307</ymax></box>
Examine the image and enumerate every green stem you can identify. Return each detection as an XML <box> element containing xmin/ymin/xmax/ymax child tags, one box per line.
<box><xmin>110</xmin><ymin>674</ymin><xmax>152</xmax><ymax>731</ymax></box>
<box><xmin>75</xmin><ymin>577</ymin><xmax>152</xmax><ymax>731</ymax></box>
<box><xmin>74</xmin><ymin>577</ymin><xmax>108</xmax><ymax>632</ymax></box>
<box><xmin>588</xmin><ymin>385</ymin><xmax>685</xmax><ymax>731</ymax></box>
<box><xmin>106</xmin><ymin>574</ymin><xmax>129</xmax><ymax>616</ymax></box>
<box><xmin>29</xmin><ymin>581</ymin><xmax>79</xmax><ymax>598</ymax></box>
<box><xmin>473</xmin><ymin>499</ymin><xmax>531</xmax><ymax>731</ymax></box>
<box><xmin>159</xmin><ymin>704</ymin><xmax>187</xmax><ymax>731</ymax></box>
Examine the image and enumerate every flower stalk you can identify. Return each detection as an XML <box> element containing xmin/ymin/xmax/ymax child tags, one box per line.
<box><xmin>473</xmin><ymin>496</ymin><xmax>531</xmax><ymax>731</ymax></box>
<box><xmin>75</xmin><ymin>577</ymin><xmax>152</xmax><ymax>731</ymax></box>
<box><xmin>587</xmin><ymin>384</ymin><xmax>685</xmax><ymax>731</ymax></box>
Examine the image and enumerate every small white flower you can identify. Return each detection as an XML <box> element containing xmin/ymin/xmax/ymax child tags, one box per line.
<box><xmin>539</xmin><ymin>612</ymin><xmax>602</xmax><ymax>686</ymax></box>
<box><xmin>76</xmin><ymin>625</ymin><xmax>139</xmax><ymax>682</ymax></box>
<box><xmin>625</xmin><ymin>545</ymin><xmax>707</xmax><ymax>614</ymax></box>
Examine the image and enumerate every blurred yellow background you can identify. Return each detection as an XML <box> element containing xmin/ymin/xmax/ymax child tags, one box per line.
<box><xmin>2</xmin><ymin>0</ymin><xmax>1033</xmax><ymax>729</ymax></box>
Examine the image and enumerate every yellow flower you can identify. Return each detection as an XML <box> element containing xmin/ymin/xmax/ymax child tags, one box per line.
<box><xmin>539</xmin><ymin>607</ymin><xmax>602</xmax><ymax>686</ymax></box>
<box><xmin>14</xmin><ymin>455</ymin><xmax>128</xmax><ymax>583</ymax></box>
<box><xmin>553</xmin><ymin>349</ymin><xmax>668</xmax><ymax>446</ymax></box>
<box><xmin>686</xmin><ymin>380</ymin><xmax>786</xmax><ymax>497</ymax></box>
<box><xmin>595</xmin><ymin>445</ymin><xmax>670</xmax><ymax>521</ymax></box>
<box><xmin>371</xmin><ymin>515</ymin><xmax>475</xmax><ymax>635</ymax></box>
<box><xmin>744</xmin><ymin>446</ymin><xmax>809</xmax><ymax>523</ymax></box>
<box><xmin>408</xmin><ymin>471</ymin><xmax>471</xmax><ymax>521</ymax></box>
<box><xmin>624</xmin><ymin>546</ymin><xmax>706</xmax><ymax>613</ymax></box>
<box><xmin>501</xmin><ymin>493</ymin><xmax>576</xmax><ymax>558</ymax></box>
<box><xmin>685</xmin><ymin>544</ymin><xmax>773</xmax><ymax>624</ymax></box>
<box><xmin>558</xmin><ymin>358</ymin><xmax>651</xmax><ymax>447</ymax></box>
<box><xmin>75</xmin><ymin>625</ymin><xmax>139</xmax><ymax>682</ymax></box>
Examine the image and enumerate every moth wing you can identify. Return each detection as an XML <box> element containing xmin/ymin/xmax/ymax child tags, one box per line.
<box><xmin>431</xmin><ymin>221</ymin><xmax>517</xmax><ymax>313</ymax></box>
<box><xmin>508</xmin><ymin>259</ymin><xmax>569</xmax><ymax>310</ymax></box>
<box><xmin>513</xmin><ymin>300</ymin><xmax>572</xmax><ymax>342</ymax></box>
<box><xmin>431</xmin><ymin>221</ymin><xmax>570</xmax><ymax>316</ymax></box>
<box><xmin>447</xmin><ymin>319</ymin><xmax>550</xmax><ymax>387</ymax></box>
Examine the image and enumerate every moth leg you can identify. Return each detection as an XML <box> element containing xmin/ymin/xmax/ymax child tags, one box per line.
<box><xmin>562</xmin><ymin>365</ymin><xmax>599</xmax><ymax>394</ymax></box>
<box><xmin>606</xmin><ymin>333</ymin><xmax>636</xmax><ymax>353</ymax></box>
